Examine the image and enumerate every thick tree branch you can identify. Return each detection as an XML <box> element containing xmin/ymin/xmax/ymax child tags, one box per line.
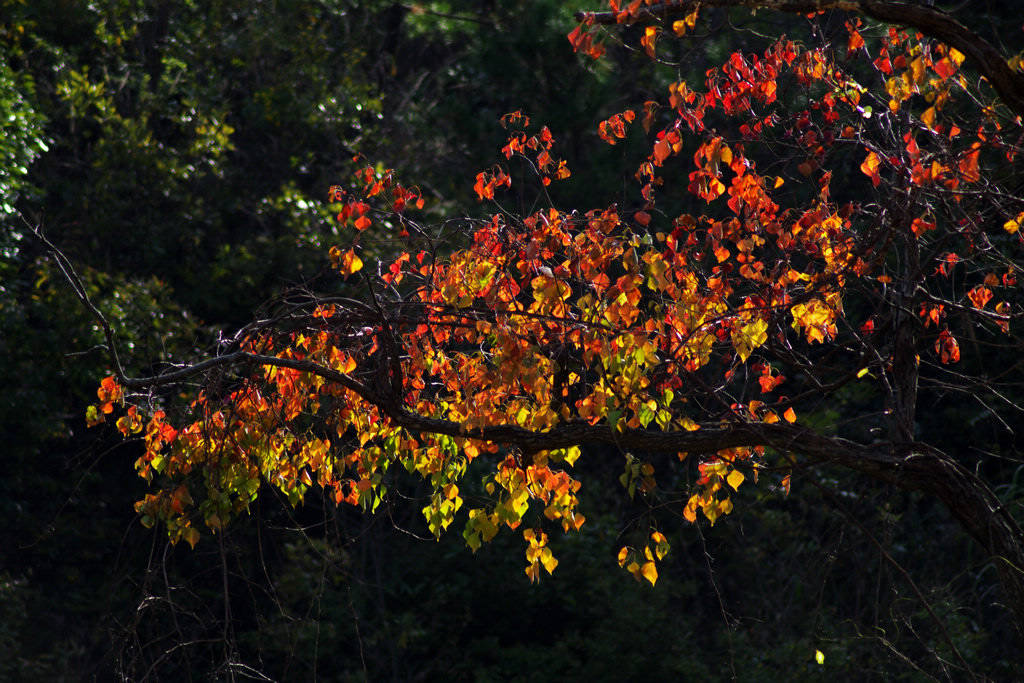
<box><xmin>129</xmin><ymin>348</ymin><xmax>1024</xmax><ymax>634</ymax></box>
<box><xmin>575</xmin><ymin>1</ymin><xmax>1024</xmax><ymax>119</ymax></box>
<box><xmin>110</xmin><ymin>350</ymin><xmax>967</xmax><ymax>496</ymax></box>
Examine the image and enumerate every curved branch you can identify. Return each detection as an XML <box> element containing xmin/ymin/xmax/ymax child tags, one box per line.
<box><xmin>118</xmin><ymin>338</ymin><xmax>1024</xmax><ymax>638</ymax></box>
<box><xmin>117</xmin><ymin>350</ymin><xmax>933</xmax><ymax>485</ymax></box>
<box><xmin>575</xmin><ymin>0</ymin><xmax>1024</xmax><ymax>119</ymax></box>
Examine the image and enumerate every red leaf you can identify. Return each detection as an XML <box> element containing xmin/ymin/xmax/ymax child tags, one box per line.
<box><xmin>935</xmin><ymin>330</ymin><xmax>961</xmax><ymax>363</ymax></box>
<box><xmin>933</xmin><ymin>57</ymin><xmax>956</xmax><ymax>80</ymax></box>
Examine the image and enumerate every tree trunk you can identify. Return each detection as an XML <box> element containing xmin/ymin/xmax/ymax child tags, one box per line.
<box><xmin>898</xmin><ymin>447</ymin><xmax>1024</xmax><ymax>642</ymax></box>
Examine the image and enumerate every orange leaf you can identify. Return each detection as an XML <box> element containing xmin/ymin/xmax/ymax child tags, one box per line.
<box><xmin>653</xmin><ymin>139</ymin><xmax>670</xmax><ymax>164</ymax></box>
<box><xmin>847</xmin><ymin>29</ymin><xmax>864</xmax><ymax>53</ymax></box>
<box><xmin>641</xmin><ymin>26</ymin><xmax>659</xmax><ymax>58</ymax></box>
<box><xmin>958</xmin><ymin>145</ymin><xmax>981</xmax><ymax>183</ymax></box>
<box><xmin>337</xmin><ymin>249</ymin><xmax>363</xmax><ymax>276</ymax></box>
<box><xmin>967</xmin><ymin>286</ymin><xmax>993</xmax><ymax>310</ymax></box>
<box><xmin>921</xmin><ymin>106</ymin><xmax>936</xmax><ymax>129</ymax></box>
<box><xmin>860</xmin><ymin>151</ymin><xmax>881</xmax><ymax>186</ymax></box>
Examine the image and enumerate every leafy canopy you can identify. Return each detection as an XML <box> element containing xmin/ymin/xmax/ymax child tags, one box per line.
<box><xmin>90</xmin><ymin>2</ymin><xmax>1023</xmax><ymax>588</ymax></box>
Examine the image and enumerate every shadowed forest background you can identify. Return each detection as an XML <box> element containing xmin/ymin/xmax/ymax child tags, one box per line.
<box><xmin>2</xmin><ymin>1</ymin><xmax>1023</xmax><ymax>679</ymax></box>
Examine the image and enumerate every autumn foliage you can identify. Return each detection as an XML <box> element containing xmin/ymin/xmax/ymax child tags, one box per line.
<box><xmin>91</xmin><ymin>1</ymin><xmax>1023</xmax><ymax>599</ymax></box>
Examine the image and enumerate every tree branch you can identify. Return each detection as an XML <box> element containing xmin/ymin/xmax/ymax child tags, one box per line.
<box><xmin>115</xmin><ymin>348</ymin><xmax>914</xmax><ymax>484</ymax></box>
<box><xmin>23</xmin><ymin>213</ymin><xmax>128</xmax><ymax>379</ymax></box>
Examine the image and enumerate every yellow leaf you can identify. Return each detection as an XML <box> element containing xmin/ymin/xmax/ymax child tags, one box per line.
<box><xmin>680</xmin><ymin>416</ymin><xmax>701</xmax><ymax>431</ymax></box>
<box><xmin>511</xmin><ymin>489</ymin><xmax>529</xmax><ymax>518</ymax></box>
<box><xmin>921</xmin><ymin>106</ymin><xmax>936</xmax><ymax>129</ymax></box>
<box><xmin>640</xmin><ymin>561</ymin><xmax>658</xmax><ymax>585</ymax></box>
<box><xmin>732</xmin><ymin>318</ymin><xmax>768</xmax><ymax>362</ymax></box>
<box><xmin>683</xmin><ymin>495</ymin><xmax>699</xmax><ymax>522</ymax></box>
<box><xmin>910</xmin><ymin>56</ymin><xmax>925</xmax><ymax>84</ymax></box>
<box><xmin>703</xmin><ymin>502</ymin><xmax>720</xmax><ymax>525</ymax></box>
<box><xmin>617</xmin><ymin>546</ymin><xmax>630</xmax><ymax>567</ymax></box>
<box><xmin>1005</xmin><ymin>212</ymin><xmax>1023</xmax><ymax>234</ymax></box>
<box><xmin>815</xmin><ymin>649</ymin><xmax>825</xmax><ymax>665</ymax></box>
<box><xmin>337</xmin><ymin>248</ymin><xmax>363</xmax><ymax>275</ymax></box>
<box><xmin>540</xmin><ymin>547</ymin><xmax>558</xmax><ymax>574</ymax></box>
<box><xmin>727</xmin><ymin>469</ymin><xmax>745</xmax><ymax>491</ymax></box>
<box><xmin>718</xmin><ymin>497</ymin><xmax>733</xmax><ymax>517</ymax></box>
<box><xmin>651</xmin><ymin>532</ymin><xmax>670</xmax><ymax>560</ymax></box>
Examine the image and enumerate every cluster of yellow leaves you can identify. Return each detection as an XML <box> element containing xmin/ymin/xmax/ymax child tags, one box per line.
<box><xmin>684</xmin><ymin>457</ymin><xmax>748</xmax><ymax>525</ymax></box>
<box><xmin>790</xmin><ymin>296</ymin><xmax>841</xmax><ymax>344</ymax></box>
<box><xmin>524</xmin><ymin>529</ymin><xmax>558</xmax><ymax>582</ymax></box>
<box><xmin>618</xmin><ymin>531</ymin><xmax>671</xmax><ymax>586</ymax></box>
<box><xmin>423</xmin><ymin>483</ymin><xmax>463</xmax><ymax>537</ymax></box>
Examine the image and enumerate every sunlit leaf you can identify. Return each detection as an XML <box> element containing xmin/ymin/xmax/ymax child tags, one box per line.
<box><xmin>640</xmin><ymin>561</ymin><xmax>658</xmax><ymax>585</ymax></box>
